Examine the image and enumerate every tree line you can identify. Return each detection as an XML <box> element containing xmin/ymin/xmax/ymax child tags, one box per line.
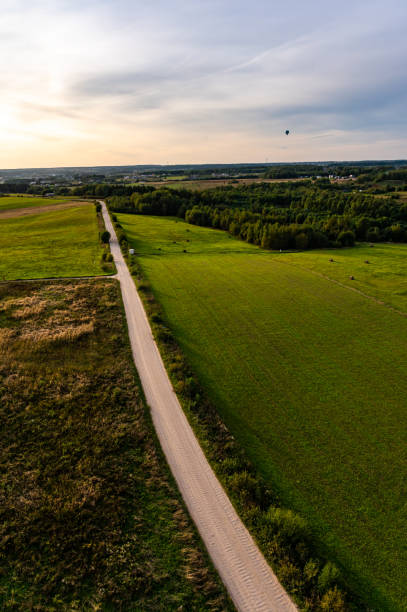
<box><xmin>107</xmin><ymin>182</ymin><xmax>407</xmax><ymax>249</ymax></box>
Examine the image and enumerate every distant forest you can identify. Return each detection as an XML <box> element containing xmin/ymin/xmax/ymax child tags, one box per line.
<box><xmin>107</xmin><ymin>181</ymin><xmax>407</xmax><ymax>250</ymax></box>
<box><xmin>2</xmin><ymin>164</ymin><xmax>407</xmax><ymax>249</ymax></box>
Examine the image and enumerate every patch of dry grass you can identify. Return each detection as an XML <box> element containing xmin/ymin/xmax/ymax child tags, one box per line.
<box><xmin>0</xmin><ymin>280</ymin><xmax>232</xmax><ymax>611</ymax></box>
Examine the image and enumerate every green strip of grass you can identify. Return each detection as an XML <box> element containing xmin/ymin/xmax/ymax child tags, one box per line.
<box><xmin>0</xmin><ymin>205</ymin><xmax>106</xmax><ymax>280</ymax></box>
<box><xmin>0</xmin><ymin>279</ymin><xmax>232</xmax><ymax>611</ymax></box>
<box><xmin>119</xmin><ymin>213</ymin><xmax>407</xmax><ymax>611</ymax></box>
<box><xmin>0</xmin><ymin>196</ymin><xmax>71</xmax><ymax>211</ymax></box>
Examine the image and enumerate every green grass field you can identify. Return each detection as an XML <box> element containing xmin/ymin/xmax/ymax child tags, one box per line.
<box><xmin>119</xmin><ymin>213</ymin><xmax>407</xmax><ymax>611</ymax></box>
<box><xmin>277</xmin><ymin>244</ymin><xmax>407</xmax><ymax>313</ymax></box>
<box><xmin>0</xmin><ymin>205</ymin><xmax>106</xmax><ymax>280</ymax></box>
<box><xmin>0</xmin><ymin>195</ymin><xmax>71</xmax><ymax>211</ymax></box>
<box><xmin>0</xmin><ymin>279</ymin><xmax>231</xmax><ymax>610</ymax></box>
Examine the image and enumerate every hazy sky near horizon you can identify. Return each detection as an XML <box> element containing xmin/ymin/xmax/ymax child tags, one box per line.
<box><xmin>1</xmin><ymin>0</ymin><xmax>406</xmax><ymax>167</ymax></box>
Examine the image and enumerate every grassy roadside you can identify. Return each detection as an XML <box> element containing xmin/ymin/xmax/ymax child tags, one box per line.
<box><xmin>0</xmin><ymin>279</ymin><xmax>233</xmax><ymax>611</ymax></box>
<box><xmin>95</xmin><ymin>201</ymin><xmax>116</xmax><ymax>275</ymax></box>
<box><xmin>109</xmin><ymin>211</ymin><xmax>369</xmax><ymax>612</ymax></box>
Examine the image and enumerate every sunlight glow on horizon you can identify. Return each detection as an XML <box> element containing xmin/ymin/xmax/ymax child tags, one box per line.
<box><xmin>0</xmin><ymin>0</ymin><xmax>406</xmax><ymax>168</ymax></box>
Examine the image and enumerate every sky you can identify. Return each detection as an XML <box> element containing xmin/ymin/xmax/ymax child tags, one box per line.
<box><xmin>0</xmin><ymin>0</ymin><xmax>406</xmax><ymax>168</ymax></box>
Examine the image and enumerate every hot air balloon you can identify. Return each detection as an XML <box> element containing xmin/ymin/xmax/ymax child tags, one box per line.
<box><xmin>285</xmin><ymin>130</ymin><xmax>290</xmax><ymax>135</ymax></box>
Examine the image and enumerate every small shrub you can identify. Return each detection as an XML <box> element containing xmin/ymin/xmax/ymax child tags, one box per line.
<box><xmin>174</xmin><ymin>380</ymin><xmax>186</xmax><ymax>394</ymax></box>
<box><xmin>95</xmin><ymin>202</ymin><xmax>102</xmax><ymax>212</ymax></box>
<box><xmin>318</xmin><ymin>561</ymin><xmax>340</xmax><ymax>593</ymax></box>
<box><xmin>227</xmin><ymin>470</ymin><xmax>262</xmax><ymax>505</ymax></box>
<box><xmin>277</xmin><ymin>558</ymin><xmax>303</xmax><ymax>593</ymax></box>
<box><xmin>168</xmin><ymin>361</ymin><xmax>183</xmax><ymax>375</ymax></box>
<box><xmin>303</xmin><ymin>558</ymin><xmax>319</xmax><ymax>584</ymax></box>
<box><xmin>101</xmin><ymin>230</ymin><xmax>111</xmax><ymax>244</ymax></box>
<box><xmin>220</xmin><ymin>456</ymin><xmax>246</xmax><ymax>475</ymax></box>
<box><xmin>106</xmin><ymin>253</ymin><xmax>113</xmax><ymax>262</ymax></box>
<box><xmin>157</xmin><ymin>328</ymin><xmax>173</xmax><ymax>344</ymax></box>
<box><xmin>266</xmin><ymin>507</ymin><xmax>309</xmax><ymax>544</ymax></box>
<box><xmin>184</xmin><ymin>376</ymin><xmax>198</xmax><ymax>398</ymax></box>
<box><xmin>319</xmin><ymin>586</ymin><xmax>347</xmax><ymax>611</ymax></box>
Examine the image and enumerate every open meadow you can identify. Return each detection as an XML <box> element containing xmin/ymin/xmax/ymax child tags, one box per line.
<box><xmin>0</xmin><ymin>279</ymin><xmax>231</xmax><ymax>610</ymax></box>
<box><xmin>0</xmin><ymin>205</ymin><xmax>107</xmax><ymax>280</ymax></box>
<box><xmin>0</xmin><ymin>195</ymin><xmax>72</xmax><ymax>212</ymax></box>
<box><xmin>119</xmin><ymin>213</ymin><xmax>407</xmax><ymax>611</ymax></box>
<box><xmin>144</xmin><ymin>177</ymin><xmax>303</xmax><ymax>190</ymax></box>
<box><xmin>275</xmin><ymin>244</ymin><xmax>407</xmax><ymax>314</ymax></box>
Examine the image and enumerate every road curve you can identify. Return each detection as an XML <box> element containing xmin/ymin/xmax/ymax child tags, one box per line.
<box><xmin>101</xmin><ymin>201</ymin><xmax>297</xmax><ymax>612</ymax></box>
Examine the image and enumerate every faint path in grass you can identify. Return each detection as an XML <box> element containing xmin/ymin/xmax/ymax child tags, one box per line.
<box><xmin>100</xmin><ymin>201</ymin><xmax>297</xmax><ymax>612</ymax></box>
<box><xmin>276</xmin><ymin>257</ymin><xmax>407</xmax><ymax>317</ymax></box>
<box><xmin>0</xmin><ymin>200</ymin><xmax>90</xmax><ymax>219</ymax></box>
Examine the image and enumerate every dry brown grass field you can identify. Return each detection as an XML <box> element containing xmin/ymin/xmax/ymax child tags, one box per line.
<box><xmin>0</xmin><ymin>279</ymin><xmax>232</xmax><ymax>611</ymax></box>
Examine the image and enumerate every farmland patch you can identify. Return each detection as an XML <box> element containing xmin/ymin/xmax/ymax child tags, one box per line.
<box><xmin>119</xmin><ymin>213</ymin><xmax>407</xmax><ymax>611</ymax></box>
<box><xmin>0</xmin><ymin>279</ymin><xmax>231</xmax><ymax>610</ymax></box>
<box><xmin>0</xmin><ymin>205</ymin><xmax>106</xmax><ymax>280</ymax></box>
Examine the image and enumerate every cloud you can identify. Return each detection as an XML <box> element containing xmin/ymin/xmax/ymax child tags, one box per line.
<box><xmin>0</xmin><ymin>0</ymin><xmax>406</xmax><ymax>166</ymax></box>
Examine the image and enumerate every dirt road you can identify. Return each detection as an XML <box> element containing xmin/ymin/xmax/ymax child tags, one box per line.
<box><xmin>101</xmin><ymin>201</ymin><xmax>296</xmax><ymax>612</ymax></box>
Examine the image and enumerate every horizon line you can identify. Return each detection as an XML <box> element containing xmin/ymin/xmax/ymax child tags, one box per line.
<box><xmin>1</xmin><ymin>158</ymin><xmax>406</xmax><ymax>173</ymax></box>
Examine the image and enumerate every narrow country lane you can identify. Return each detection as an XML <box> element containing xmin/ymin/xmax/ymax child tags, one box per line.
<box><xmin>101</xmin><ymin>201</ymin><xmax>297</xmax><ymax>612</ymax></box>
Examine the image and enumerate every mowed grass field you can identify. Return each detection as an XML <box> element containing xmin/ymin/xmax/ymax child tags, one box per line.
<box><xmin>0</xmin><ymin>205</ymin><xmax>106</xmax><ymax>280</ymax></box>
<box><xmin>119</xmin><ymin>213</ymin><xmax>407</xmax><ymax>611</ymax></box>
<box><xmin>0</xmin><ymin>195</ymin><xmax>71</xmax><ymax>211</ymax></box>
<box><xmin>277</xmin><ymin>244</ymin><xmax>407</xmax><ymax>314</ymax></box>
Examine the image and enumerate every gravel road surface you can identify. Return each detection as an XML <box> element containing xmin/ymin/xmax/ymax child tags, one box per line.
<box><xmin>101</xmin><ymin>201</ymin><xmax>297</xmax><ymax>612</ymax></box>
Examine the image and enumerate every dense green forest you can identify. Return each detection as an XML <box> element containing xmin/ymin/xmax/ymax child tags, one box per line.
<box><xmin>2</xmin><ymin>163</ymin><xmax>407</xmax><ymax>250</ymax></box>
<box><xmin>107</xmin><ymin>181</ymin><xmax>407</xmax><ymax>250</ymax></box>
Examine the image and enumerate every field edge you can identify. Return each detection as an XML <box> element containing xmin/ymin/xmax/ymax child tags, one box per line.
<box><xmin>110</xmin><ymin>208</ymin><xmax>380</xmax><ymax>612</ymax></box>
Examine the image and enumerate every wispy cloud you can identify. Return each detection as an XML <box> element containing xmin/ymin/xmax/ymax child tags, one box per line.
<box><xmin>0</xmin><ymin>0</ymin><xmax>406</xmax><ymax>167</ymax></box>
